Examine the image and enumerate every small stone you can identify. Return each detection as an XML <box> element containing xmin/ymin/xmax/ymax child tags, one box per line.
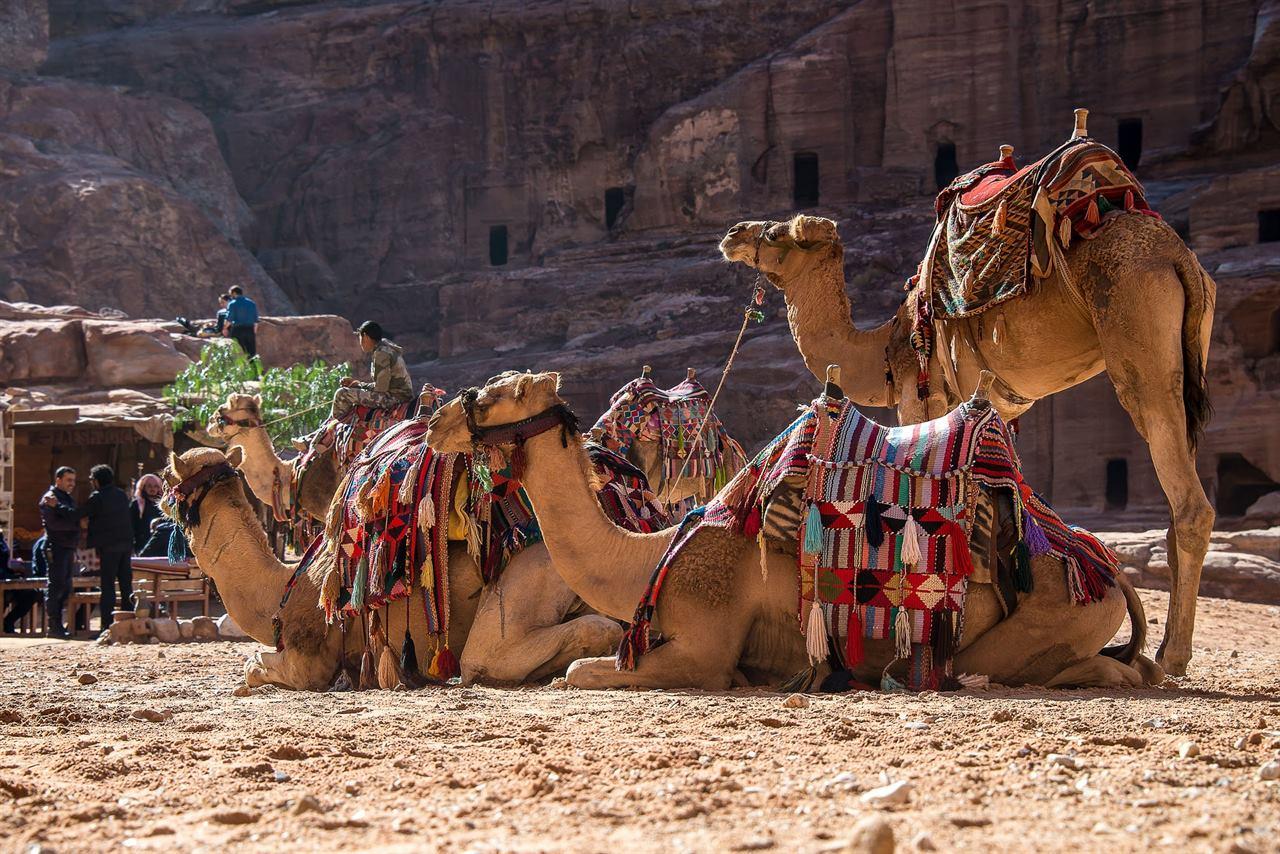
<box><xmin>1247</xmin><ymin>732</ymin><xmax>1263</xmax><ymax>746</ymax></box>
<box><xmin>860</xmin><ymin>780</ymin><xmax>913</xmax><ymax>807</ymax></box>
<box><xmin>1258</xmin><ymin>759</ymin><xmax>1280</xmax><ymax>781</ymax></box>
<box><xmin>782</xmin><ymin>693</ymin><xmax>809</xmax><ymax>709</ymax></box>
<box><xmin>911</xmin><ymin>831</ymin><xmax>936</xmax><ymax>851</ymax></box>
<box><xmin>77</xmin><ymin>673</ymin><xmax>97</xmax><ymax>685</ymax></box>
<box><xmin>844</xmin><ymin>815</ymin><xmax>895</xmax><ymax>853</ymax></box>
<box><xmin>903</xmin><ymin>721</ymin><xmax>929</xmax><ymax>731</ymax></box>
<box><xmin>1235</xmin><ymin>737</ymin><xmax>1248</xmax><ymax>750</ymax></box>
<box><xmin>949</xmin><ymin>815</ymin><xmax>991</xmax><ymax>827</ymax></box>
<box><xmin>292</xmin><ymin>795</ymin><xmax>321</xmax><ymax>815</ymax></box>
<box><xmin>343</xmin><ymin>780</ymin><xmax>360</xmax><ymax>795</ymax></box>
<box><xmin>130</xmin><ymin>708</ymin><xmax>172</xmax><ymax>723</ymax></box>
<box><xmin>1178</xmin><ymin>741</ymin><xmax>1200</xmax><ymax>759</ymax></box>
<box><xmin>209</xmin><ymin>809</ymin><xmax>258</xmax><ymax>825</ymax></box>
<box><xmin>273</xmin><ymin>771</ymin><xmax>291</xmax><ymax>783</ymax></box>
<box><xmin>991</xmin><ymin>710</ymin><xmax>1013</xmax><ymax>722</ymax></box>
<box><xmin>733</xmin><ymin>837</ymin><xmax>775</xmax><ymax>851</ymax></box>
<box><xmin>232</xmin><ymin>685</ymin><xmax>252</xmax><ymax>698</ymax></box>
<box><xmin>1046</xmin><ymin>753</ymin><xmax>1083</xmax><ymax>770</ymax></box>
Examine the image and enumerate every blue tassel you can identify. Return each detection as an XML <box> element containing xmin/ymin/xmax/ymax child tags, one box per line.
<box><xmin>803</xmin><ymin>502</ymin><xmax>824</xmax><ymax>555</ymax></box>
<box><xmin>167</xmin><ymin>525</ymin><xmax>187</xmax><ymax>565</ymax></box>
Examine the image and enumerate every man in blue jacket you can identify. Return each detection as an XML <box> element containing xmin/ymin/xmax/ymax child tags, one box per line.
<box><xmin>38</xmin><ymin>466</ymin><xmax>80</xmax><ymax>638</ymax></box>
<box><xmin>223</xmin><ymin>285</ymin><xmax>259</xmax><ymax>359</ymax></box>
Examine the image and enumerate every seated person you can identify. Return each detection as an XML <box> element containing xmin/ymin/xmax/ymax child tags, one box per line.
<box><xmin>139</xmin><ymin>517</ymin><xmax>189</xmax><ymax>560</ymax></box>
<box><xmin>0</xmin><ymin>530</ymin><xmax>41</xmax><ymax>634</ymax></box>
<box><xmin>329</xmin><ymin>321</ymin><xmax>415</xmax><ymax>421</ymax></box>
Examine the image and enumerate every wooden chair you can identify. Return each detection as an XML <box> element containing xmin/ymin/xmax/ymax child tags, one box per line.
<box><xmin>153</xmin><ymin>577</ymin><xmax>210</xmax><ymax>620</ymax></box>
<box><xmin>67</xmin><ymin>587</ymin><xmax>100</xmax><ymax>636</ymax></box>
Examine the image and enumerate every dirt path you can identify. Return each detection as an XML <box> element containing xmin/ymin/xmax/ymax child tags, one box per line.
<box><xmin>2</xmin><ymin>590</ymin><xmax>1278</xmax><ymax>853</ymax></box>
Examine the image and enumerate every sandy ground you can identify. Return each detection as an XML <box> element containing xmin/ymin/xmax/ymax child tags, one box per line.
<box><xmin>1</xmin><ymin>589</ymin><xmax>1278</xmax><ymax>854</ymax></box>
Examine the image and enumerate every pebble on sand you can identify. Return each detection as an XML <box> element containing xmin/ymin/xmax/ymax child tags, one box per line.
<box><xmin>844</xmin><ymin>815</ymin><xmax>895</xmax><ymax>853</ymax></box>
<box><xmin>782</xmin><ymin>694</ymin><xmax>810</xmax><ymax>709</ymax></box>
<box><xmin>130</xmin><ymin>709</ymin><xmax>172</xmax><ymax>723</ymax></box>
<box><xmin>1178</xmin><ymin>741</ymin><xmax>1201</xmax><ymax>759</ymax></box>
<box><xmin>76</xmin><ymin>673</ymin><xmax>98</xmax><ymax>685</ymax></box>
<box><xmin>1258</xmin><ymin>760</ymin><xmax>1280</xmax><ymax>781</ymax></box>
<box><xmin>860</xmin><ymin>780</ymin><xmax>913</xmax><ymax>807</ymax></box>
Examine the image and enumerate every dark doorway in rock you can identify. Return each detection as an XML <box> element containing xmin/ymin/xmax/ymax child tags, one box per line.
<box><xmin>793</xmin><ymin>153</ymin><xmax>820</xmax><ymax>208</ymax></box>
<box><xmin>1105</xmin><ymin>458</ymin><xmax>1129</xmax><ymax>511</ymax></box>
<box><xmin>489</xmin><ymin>225</ymin><xmax>508</xmax><ymax>266</ymax></box>
<box><xmin>934</xmin><ymin>142</ymin><xmax>958</xmax><ymax>190</ymax></box>
<box><xmin>604</xmin><ymin>187</ymin><xmax>626</xmax><ymax>230</ymax></box>
<box><xmin>1216</xmin><ymin>453</ymin><xmax>1280</xmax><ymax>516</ymax></box>
<box><xmin>1259</xmin><ymin>209</ymin><xmax>1280</xmax><ymax>243</ymax></box>
<box><xmin>1117</xmin><ymin>118</ymin><xmax>1143</xmax><ymax>170</ymax></box>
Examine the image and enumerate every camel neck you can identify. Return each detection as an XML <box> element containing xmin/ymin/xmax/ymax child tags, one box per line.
<box><xmin>516</xmin><ymin>430</ymin><xmax>676</xmax><ymax>621</ymax></box>
<box><xmin>780</xmin><ymin>248</ymin><xmax>896</xmax><ymax>407</ymax></box>
<box><xmin>185</xmin><ymin>482</ymin><xmax>291</xmax><ymax>644</ymax></box>
<box><xmin>226</xmin><ymin>427</ymin><xmax>290</xmax><ymax>507</ymax></box>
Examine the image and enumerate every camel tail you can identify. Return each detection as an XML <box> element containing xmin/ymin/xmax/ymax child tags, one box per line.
<box><xmin>1100</xmin><ymin>570</ymin><xmax>1146</xmax><ymax>666</ymax></box>
<box><xmin>1174</xmin><ymin>246</ymin><xmax>1215</xmax><ymax>451</ymax></box>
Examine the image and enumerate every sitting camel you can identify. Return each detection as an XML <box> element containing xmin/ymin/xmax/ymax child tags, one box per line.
<box><xmin>427</xmin><ymin>371</ymin><xmax>1162</xmax><ymax>692</ymax></box>
<box><xmin>719</xmin><ymin>210</ymin><xmax>1214</xmax><ymax>677</ymax></box>
<box><xmin>163</xmin><ymin>445</ymin><xmax>626</xmax><ymax>690</ymax></box>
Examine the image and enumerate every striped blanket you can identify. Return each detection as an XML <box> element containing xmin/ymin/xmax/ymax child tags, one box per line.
<box><xmin>619</xmin><ymin>392</ymin><xmax>1117</xmax><ymax>690</ymax></box>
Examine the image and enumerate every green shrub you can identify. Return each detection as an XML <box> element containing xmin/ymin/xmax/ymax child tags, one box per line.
<box><xmin>164</xmin><ymin>343</ymin><xmax>349</xmax><ymax>446</ymax></box>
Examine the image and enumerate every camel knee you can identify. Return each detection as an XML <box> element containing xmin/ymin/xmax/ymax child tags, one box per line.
<box><xmin>571</xmin><ymin>615</ymin><xmax>626</xmax><ymax>657</ymax></box>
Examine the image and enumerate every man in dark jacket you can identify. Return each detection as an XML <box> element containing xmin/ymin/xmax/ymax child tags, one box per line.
<box><xmin>39</xmin><ymin>466</ymin><xmax>80</xmax><ymax>638</ymax></box>
<box><xmin>82</xmin><ymin>465</ymin><xmax>134</xmax><ymax>629</ymax></box>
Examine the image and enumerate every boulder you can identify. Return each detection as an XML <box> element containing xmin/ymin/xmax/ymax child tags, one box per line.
<box><xmin>0</xmin><ymin>320</ymin><xmax>86</xmax><ymax>384</ymax></box>
<box><xmin>216</xmin><ymin>613</ymin><xmax>250</xmax><ymax>641</ymax></box>
<box><xmin>150</xmin><ymin>617</ymin><xmax>181</xmax><ymax>644</ymax></box>
<box><xmin>81</xmin><ymin>320</ymin><xmax>192</xmax><ymax>386</ymax></box>
<box><xmin>190</xmin><ymin>615</ymin><xmax>219</xmax><ymax>641</ymax></box>
<box><xmin>177</xmin><ymin>619</ymin><xmax>196</xmax><ymax>640</ymax></box>
<box><xmin>256</xmin><ymin>316</ymin><xmax>363</xmax><ymax>370</ymax></box>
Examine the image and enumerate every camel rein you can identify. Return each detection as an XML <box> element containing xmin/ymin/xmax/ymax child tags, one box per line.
<box><xmin>219</xmin><ymin>401</ymin><xmax>330</xmax><ymax>432</ymax></box>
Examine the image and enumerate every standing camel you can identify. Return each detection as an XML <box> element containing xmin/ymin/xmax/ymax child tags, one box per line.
<box><xmin>426</xmin><ymin>371</ymin><xmax>1160</xmax><ymax>691</ymax></box>
<box><xmin>163</xmin><ymin>445</ymin><xmax>624</xmax><ymax>689</ymax></box>
<box><xmin>719</xmin><ymin>212</ymin><xmax>1214</xmax><ymax>677</ymax></box>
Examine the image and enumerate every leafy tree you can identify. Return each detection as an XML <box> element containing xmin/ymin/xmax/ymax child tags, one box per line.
<box><xmin>164</xmin><ymin>343</ymin><xmax>349</xmax><ymax>447</ymax></box>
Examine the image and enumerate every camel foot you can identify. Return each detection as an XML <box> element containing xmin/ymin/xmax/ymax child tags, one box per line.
<box><xmin>1044</xmin><ymin>655</ymin><xmax>1149</xmax><ymax>689</ymax></box>
<box><xmin>565</xmin><ymin>656</ymin><xmax>628</xmax><ymax>690</ymax></box>
<box><xmin>244</xmin><ymin>651</ymin><xmax>271</xmax><ymax>688</ymax></box>
<box><xmin>1155</xmin><ymin>642</ymin><xmax>1189</xmax><ymax>678</ymax></box>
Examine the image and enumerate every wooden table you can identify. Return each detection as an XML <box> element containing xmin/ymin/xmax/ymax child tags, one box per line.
<box><xmin>1</xmin><ymin>576</ymin><xmax>99</xmax><ymax>636</ymax></box>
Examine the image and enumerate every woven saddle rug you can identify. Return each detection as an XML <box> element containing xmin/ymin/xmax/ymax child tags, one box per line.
<box><xmin>619</xmin><ymin>393</ymin><xmax>1118</xmax><ymax>690</ymax></box>
<box><xmin>915</xmin><ymin>138</ymin><xmax>1157</xmax><ymax>320</ymax></box>
<box><xmin>593</xmin><ymin>376</ymin><xmax>748</xmax><ymax>499</ymax></box>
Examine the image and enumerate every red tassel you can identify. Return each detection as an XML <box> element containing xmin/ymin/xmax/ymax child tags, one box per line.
<box><xmin>435</xmin><ymin>646</ymin><xmax>459</xmax><ymax>680</ymax></box>
<box><xmin>950</xmin><ymin>529</ymin><xmax>974</xmax><ymax>577</ymax></box>
<box><xmin>743</xmin><ymin>504</ymin><xmax>763</xmax><ymax>538</ymax></box>
<box><xmin>845</xmin><ymin>609</ymin><xmax>864</xmax><ymax>669</ymax></box>
<box><xmin>510</xmin><ymin>443</ymin><xmax>526</xmax><ymax>482</ymax></box>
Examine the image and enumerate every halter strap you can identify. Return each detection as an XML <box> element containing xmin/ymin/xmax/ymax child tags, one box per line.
<box><xmin>460</xmin><ymin>388</ymin><xmax>579</xmax><ymax>449</ymax></box>
<box><xmin>169</xmin><ymin>461</ymin><xmax>241</xmax><ymax>528</ymax></box>
<box><xmin>217</xmin><ymin>411</ymin><xmax>261</xmax><ymax>429</ymax></box>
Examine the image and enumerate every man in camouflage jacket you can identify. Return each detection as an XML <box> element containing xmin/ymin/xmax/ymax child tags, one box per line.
<box><xmin>330</xmin><ymin>320</ymin><xmax>415</xmax><ymax>419</ymax></box>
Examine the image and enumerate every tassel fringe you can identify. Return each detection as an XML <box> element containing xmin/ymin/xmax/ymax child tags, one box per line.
<box><xmin>805</xmin><ymin>600</ymin><xmax>827</xmax><ymax>664</ymax></box>
<box><xmin>900</xmin><ymin>513</ymin><xmax>923</xmax><ymax>566</ymax></box>
<box><xmin>802</xmin><ymin>502</ymin><xmax>824</xmax><ymax>555</ymax></box>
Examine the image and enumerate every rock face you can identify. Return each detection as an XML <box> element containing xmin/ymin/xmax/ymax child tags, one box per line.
<box><xmin>1102</xmin><ymin>527</ymin><xmax>1280</xmax><ymax>603</ymax></box>
<box><xmin>0</xmin><ymin>0</ymin><xmax>1272</xmax><ymax>522</ymax></box>
<box><xmin>0</xmin><ymin>0</ymin><xmax>46</xmax><ymax>72</ymax></box>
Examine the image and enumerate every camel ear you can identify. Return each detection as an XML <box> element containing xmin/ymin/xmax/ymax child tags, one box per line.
<box><xmin>513</xmin><ymin>374</ymin><xmax>534</xmax><ymax>401</ymax></box>
<box><xmin>252</xmin><ymin>394</ymin><xmax>263</xmax><ymax>409</ymax></box>
<box><xmin>169</xmin><ymin>452</ymin><xmax>191</xmax><ymax>480</ymax></box>
<box><xmin>790</xmin><ymin>215</ymin><xmax>838</xmax><ymax>246</ymax></box>
<box><xmin>225</xmin><ymin>445</ymin><xmax>245</xmax><ymax>469</ymax></box>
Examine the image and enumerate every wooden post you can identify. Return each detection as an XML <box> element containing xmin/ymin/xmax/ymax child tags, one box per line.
<box><xmin>641</xmin><ymin>364</ymin><xmax>651</xmax><ymax>379</ymax></box>
<box><xmin>999</xmin><ymin>144</ymin><xmax>1014</xmax><ymax>160</ymax></box>
<box><xmin>1073</xmin><ymin>108</ymin><xmax>1089</xmax><ymax>139</ymax></box>
<box><xmin>686</xmin><ymin>368</ymin><xmax>696</xmax><ymax>381</ymax></box>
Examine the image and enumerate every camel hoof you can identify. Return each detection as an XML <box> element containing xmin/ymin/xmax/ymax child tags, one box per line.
<box><xmin>1155</xmin><ymin>644</ymin><xmax>1189</xmax><ymax>678</ymax></box>
<box><xmin>244</xmin><ymin>653</ymin><xmax>270</xmax><ymax>688</ymax></box>
<box><xmin>565</xmin><ymin>656</ymin><xmax>615</xmax><ymax>690</ymax></box>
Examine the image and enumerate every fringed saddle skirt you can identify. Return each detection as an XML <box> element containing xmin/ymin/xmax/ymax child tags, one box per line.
<box><xmin>593</xmin><ymin>376</ymin><xmax>748</xmax><ymax>499</ymax></box>
<box><xmin>914</xmin><ymin>137</ymin><xmax>1157</xmax><ymax>320</ymax></box>
<box><xmin>619</xmin><ymin>392</ymin><xmax>1118</xmax><ymax>690</ymax></box>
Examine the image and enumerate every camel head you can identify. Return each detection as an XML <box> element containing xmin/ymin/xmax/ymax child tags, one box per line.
<box><xmin>427</xmin><ymin>371</ymin><xmax>564</xmax><ymax>454</ymax></box>
<box><xmin>206</xmin><ymin>393</ymin><xmax>263</xmax><ymax>440</ymax></box>
<box><xmin>718</xmin><ymin>214</ymin><xmax>842</xmax><ymax>289</ymax></box>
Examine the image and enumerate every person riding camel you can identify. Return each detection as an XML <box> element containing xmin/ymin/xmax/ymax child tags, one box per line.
<box><xmin>330</xmin><ymin>321</ymin><xmax>415</xmax><ymax>420</ymax></box>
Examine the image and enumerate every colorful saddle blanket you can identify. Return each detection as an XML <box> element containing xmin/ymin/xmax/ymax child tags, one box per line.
<box><xmin>916</xmin><ymin>138</ymin><xmax>1156</xmax><ymax>319</ymax></box>
<box><xmin>333</xmin><ymin>400</ymin><xmax>417</xmax><ymax>466</ymax></box>
<box><xmin>593</xmin><ymin>376</ymin><xmax>748</xmax><ymax>500</ymax></box>
<box><xmin>298</xmin><ymin>418</ymin><xmax>672</xmax><ymax>675</ymax></box>
<box><xmin>619</xmin><ymin>392</ymin><xmax>1118</xmax><ymax>690</ymax></box>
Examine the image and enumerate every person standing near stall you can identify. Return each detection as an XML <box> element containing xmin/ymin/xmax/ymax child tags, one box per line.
<box><xmin>38</xmin><ymin>467</ymin><xmax>79</xmax><ymax>639</ymax></box>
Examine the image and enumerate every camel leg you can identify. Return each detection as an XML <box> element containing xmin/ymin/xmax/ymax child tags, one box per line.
<box><xmin>243</xmin><ymin>647</ymin><xmax>338</xmax><ymax>691</ymax></box>
<box><xmin>952</xmin><ymin>562</ymin><xmax>1128</xmax><ymax>686</ymax></box>
<box><xmin>565</xmin><ymin>635</ymin><xmax>739</xmax><ymax>691</ymax></box>
<box><xmin>464</xmin><ymin>615</ymin><xmax>623</xmax><ymax>686</ymax></box>
<box><xmin>1093</xmin><ymin>288</ymin><xmax>1213</xmax><ymax>677</ymax></box>
<box><xmin>1044</xmin><ymin>655</ymin><xmax>1147</xmax><ymax>689</ymax></box>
